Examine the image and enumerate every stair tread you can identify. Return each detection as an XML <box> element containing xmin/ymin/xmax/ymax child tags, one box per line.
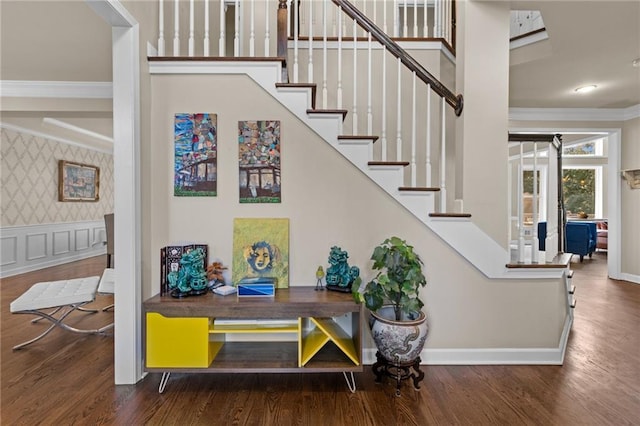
<box><xmin>307</xmin><ymin>109</ymin><xmax>348</xmax><ymax>120</ymax></box>
<box><xmin>505</xmin><ymin>253</ymin><xmax>573</xmax><ymax>269</ymax></box>
<box><xmin>338</xmin><ymin>135</ymin><xmax>380</xmax><ymax>143</ymax></box>
<box><xmin>569</xmin><ymin>284</ymin><xmax>576</xmax><ymax>294</ymax></box>
<box><xmin>368</xmin><ymin>161</ymin><xmax>410</xmax><ymax>167</ymax></box>
<box><xmin>429</xmin><ymin>213</ymin><xmax>472</xmax><ymax>217</ymax></box>
<box><xmin>399</xmin><ymin>187</ymin><xmax>440</xmax><ymax>192</ymax></box>
<box><xmin>149</xmin><ymin>56</ymin><xmax>286</xmax><ymax>64</ymax></box>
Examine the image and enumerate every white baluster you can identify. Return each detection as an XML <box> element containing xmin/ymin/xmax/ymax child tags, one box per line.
<box><xmin>249</xmin><ymin>0</ymin><xmax>255</xmax><ymax>56</ymax></box>
<box><xmin>264</xmin><ymin>0</ymin><xmax>270</xmax><ymax>56</ymax></box>
<box><xmin>308</xmin><ymin>0</ymin><xmax>313</xmax><ymax>83</ymax></box>
<box><xmin>367</xmin><ymin>32</ymin><xmax>372</xmax><ymax>136</ymax></box>
<box><xmin>383</xmin><ymin>0</ymin><xmax>388</xmax><ymax>34</ymax></box>
<box><xmin>532</xmin><ymin>142</ymin><xmax>540</xmax><ymax>263</ymax></box>
<box><xmin>293</xmin><ymin>0</ymin><xmax>299</xmax><ymax>82</ymax></box>
<box><xmin>413</xmin><ymin>0</ymin><xmax>418</xmax><ymax>37</ymax></box>
<box><xmin>439</xmin><ymin>97</ymin><xmax>446</xmax><ymax>212</ymax></box>
<box><xmin>322</xmin><ymin>0</ymin><xmax>328</xmax><ymax>108</ymax></box>
<box><xmin>381</xmin><ymin>46</ymin><xmax>387</xmax><ymax>161</ymax></box>
<box><xmin>423</xmin><ymin>0</ymin><xmax>428</xmax><ymax>37</ymax></box>
<box><xmin>188</xmin><ymin>0</ymin><xmax>195</xmax><ymax>56</ymax></box>
<box><xmin>352</xmin><ymin>18</ymin><xmax>358</xmax><ymax>134</ymax></box>
<box><xmin>158</xmin><ymin>0</ymin><xmax>165</xmax><ymax>56</ymax></box>
<box><xmin>434</xmin><ymin>0</ymin><xmax>440</xmax><ymax>38</ymax></box>
<box><xmin>337</xmin><ymin>6</ymin><xmax>343</xmax><ymax>109</ymax></box>
<box><xmin>425</xmin><ymin>85</ymin><xmax>432</xmax><ymax>186</ymax></box>
<box><xmin>332</xmin><ymin>2</ymin><xmax>337</xmax><ymax>37</ymax></box>
<box><xmin>173</xmin><ymin>0</ymin><xmax>180</xmax><ymax>56</ymax></box>
<box><xmin>396</xmin><ymin>58</ymin><xmax>402</xmax><ymax>161</ymax></box>
<box><xmin>403</xmin><ymin>0</ymin><xmax>408</xmax><ymax>37</ymax></box>
<box><xmin>411</xmin><ymin>72</ymin><xmax>416</xmax><ymax>186</ymax></box>
<box><xmin>219</xmin><ymin>0</ymin><xmax>226</xmax><ymax>56</ymax></box>
<box><xmin>204</xmin><ymin>0</ymin><xmax>210</xmax><ymax>56</ymax></box>
<box><xmin>362</xmin><ymin>0</ymin><xmax>367</xmax><ymax>36</ymax></box>
<box><xmin>518</xmin><ymin>143</ymin><xmax>525</xmax><ymax>263</ymax></box>
<box><xmin>234</xmin><ymin>0</ymin><xmax>240</xmax><ymax>57</ymax></box>
<box><xmin>445</xmin><ymin>0</ymin><xmax>450</xmax><ymax>44</ymax></box>
<box><xmin>373</xmin><ymin>0</ymin><xmax>377</xmax><ymax>32</ymax></box>
<box><xmin>287</xmin><ymin>0</ymin><xmax>292</xmax><ymax>38</ymax></box>
<box><xmin>393</xmin><ymin>0</ymin><xmax>398</xmax><ymax>37</ymax></box>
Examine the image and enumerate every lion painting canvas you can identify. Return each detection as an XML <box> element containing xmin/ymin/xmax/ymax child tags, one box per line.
<box><xmin>232</xmin><ymin>218</ymin><xmax>289</xmax><ymax>288</ymax></box>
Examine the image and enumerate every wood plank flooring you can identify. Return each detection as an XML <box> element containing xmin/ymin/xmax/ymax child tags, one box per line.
<box><xmin>2</xmin><ymin>253</ymin><xmax>639</xmax><ymax>425</ymax></box>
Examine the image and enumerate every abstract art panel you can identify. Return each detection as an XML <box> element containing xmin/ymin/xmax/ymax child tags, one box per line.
<box><xmin>174</xmin><ymin>113</ymin><xmax>217</xmax><ymax>196</ymax></box>
<box><xmin>238</xmin><ymin>120</ymin><xmax>281</xmax><ymax>203</ymax></box>
<box><xmin>232</xmin><ymin>218</ymin><xmax>289</xmax><ymax>288</ymax></box>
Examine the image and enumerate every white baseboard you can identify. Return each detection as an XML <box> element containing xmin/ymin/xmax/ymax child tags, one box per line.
<box><xmin>361</xmin><ymin>315</ymin><xmax>573</xmax><ymax>366</ymax></box>
<box><xmin>619</xmin><ymin>273</ymin><xmax>640</xmax><ymax>284</ymax></box>
<box><xmin>0</xmin><ymin>220</ymin><xmax>107</xmax><ymax>278</ymax></box>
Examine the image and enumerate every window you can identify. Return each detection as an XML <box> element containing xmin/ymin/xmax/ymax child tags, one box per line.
<box><xmin>563</xmin><ymin>167</ymin><xmax>603</xmax><ymax>218</ymax></box>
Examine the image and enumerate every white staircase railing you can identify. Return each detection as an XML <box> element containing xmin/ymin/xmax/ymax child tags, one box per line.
<box><xmin>152</xmin><ymin>0</ymin><xmax>461</xmax><ymax>212</ymax></box>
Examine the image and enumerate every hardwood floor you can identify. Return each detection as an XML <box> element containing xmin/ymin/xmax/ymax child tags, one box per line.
<box><xmin>2</xmin><ymin>253</ymin><xmax>639</xmax><ymax>425</ymax></box>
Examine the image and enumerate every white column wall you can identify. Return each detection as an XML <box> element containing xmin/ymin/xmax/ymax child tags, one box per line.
<box><xmin>455</xmin><ymin>1</ymin><xmax>510</xmax><ymax>246</ymax></box>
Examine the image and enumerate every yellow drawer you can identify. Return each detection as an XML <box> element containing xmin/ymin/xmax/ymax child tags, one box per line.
<box><xmin>146</xmin><ymin>313</ymin><xmax>216</xmax><ymax>368</ymax></box>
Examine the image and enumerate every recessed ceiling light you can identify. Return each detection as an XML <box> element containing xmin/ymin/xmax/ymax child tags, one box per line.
<box><xmin>575</xmin><ymin>85</ymin><xmax>597</xmax><ymax>94</ymax></box>
<box><xmin>633</xmin><ymin>58</ymin><xmax>640</xmax><ymax>68</ymax></box>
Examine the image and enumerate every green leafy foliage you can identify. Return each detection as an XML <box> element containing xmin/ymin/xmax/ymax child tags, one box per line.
<box><xmin>353</xmin><ymin>237</ymin><xmax>427</xmax><ymax>321</ymax></box>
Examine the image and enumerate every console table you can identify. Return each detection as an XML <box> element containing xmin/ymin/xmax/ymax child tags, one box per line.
<box><xmin>143</xmin><ymin>287</ymin><xmax>363</xmax><ymax>392</ymax></box>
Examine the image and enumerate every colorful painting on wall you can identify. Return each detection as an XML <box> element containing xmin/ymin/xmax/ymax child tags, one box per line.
<box><xmin>174</xmin><ymin>113</ymin><xmax>217</xmax><ymax>196</ymax></box>
<box><xmin>232</xmin><ymin>218</ymin><xmax>289</xmax><ymax>288</ymax></box>
<box><xmin>238</xmin><ymin>120</ymin><xmax>281</xmax><ymax>203</ymax></box>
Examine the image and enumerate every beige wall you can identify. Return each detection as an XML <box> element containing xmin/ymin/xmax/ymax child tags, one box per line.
<box><xmin>146</xmin><ymin>73</ymin><xmax>567</xmax><ymax>350</ymax></box>
<box><xmin>621</xmin><ymin>117</ymin><xmax>639</xmax><ymax>276</ymax></box>
<box><xmin>0</xmin><ymin>128</ymin><xmax>114</xmax><ymax>226</ymax></box>
<box><xmin>456</xmin><ymin>1</ymin><xmax>511</xmax><ymax>246</ymax></box>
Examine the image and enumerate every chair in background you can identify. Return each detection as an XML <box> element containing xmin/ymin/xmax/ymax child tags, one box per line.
<box><xmin>104</xmin><ymin>213</ymin><xmax>114</xmax><ymax>268</ymax></box>
<box><xmin>538</xmin><ymin>221</ymin><xmax>596</xmax><ymax>262</ymax></box>
<box><xmin>596</xmin><ymin>221</ymin><xmax>608</xmax><ymax>251</ymax></box>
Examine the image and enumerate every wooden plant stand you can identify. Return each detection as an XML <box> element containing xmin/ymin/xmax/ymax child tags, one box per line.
<box><xmin>372</xmin><ymin>351</ymin><xmax>425</xmax><ymax>396</ymax></box>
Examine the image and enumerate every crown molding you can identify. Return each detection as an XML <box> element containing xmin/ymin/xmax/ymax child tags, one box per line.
<box><xmin>509</xmin><ymin>104</ymin><xmax>640</xmax><ymax>122</ymax></box>
<box><xmin>0</xmin><ymin>80</ymin><xmax>112</xmax><ymax>99</ymax></box>
<box><xmin>0</xmin><ymin>122</ymin><xmax>113</xmax><ymax>155</ymax></box>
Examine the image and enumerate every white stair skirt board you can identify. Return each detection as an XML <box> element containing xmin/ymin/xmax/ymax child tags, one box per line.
<box><xmin>361</xmin><ymin>315</ymin><xmax>572</xmax><ymax>366</ymax></box>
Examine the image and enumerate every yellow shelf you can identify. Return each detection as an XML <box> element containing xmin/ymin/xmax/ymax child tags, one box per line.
<box><xmin>210</xmin><ymin>320</ymin><xmax>299</xmax><ymax>334</ymax></box>
<box><xmin>299</xmin><ymin>317</ymin><xmax>359</xmax><ymax>366</ymax></box>
<box><xmin>300</xmin><ymin>327</ymin><xmax>331</xmax><ymax>366</ymax></box>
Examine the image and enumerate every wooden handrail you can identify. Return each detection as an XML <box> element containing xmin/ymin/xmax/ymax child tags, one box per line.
<box><xmin>331</xmin><ymin>0</ymin><xmax>463</xmax><ymax>116</ymax></box>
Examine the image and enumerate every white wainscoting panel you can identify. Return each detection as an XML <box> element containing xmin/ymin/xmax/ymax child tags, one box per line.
<box><xmin>1</xmin><ymin>235</ymin><xmax>18</xmax><ymax>266</ymax></box>
<box><xmin>26</xmin><ymin>232</ymin><xmax>47</xmax><ymax>260</ymax></box>
<box><xmin>53</xmin><ymin>230</ymin><xmax>72</xmax><ymax>255</ymax></box>
<box><xmin>0</xmin><ymin>220</ymin><xmax>106</xmax><ymax>278</ymax></box>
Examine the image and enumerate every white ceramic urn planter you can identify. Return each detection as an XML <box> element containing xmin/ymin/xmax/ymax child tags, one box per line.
<box><xmin>369</xmin><ymin>306</ymin><xmax>429</xmax><ymax>365</ymax></box>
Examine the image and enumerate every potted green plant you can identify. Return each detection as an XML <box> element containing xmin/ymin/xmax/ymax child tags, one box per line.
<box><xmin>353</xmin><ymin>236</ymin><xmax>429</xmax><ymax>379</ymax></box>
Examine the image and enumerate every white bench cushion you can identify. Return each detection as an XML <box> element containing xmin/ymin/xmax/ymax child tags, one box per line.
<box><xmin>98</xmin><ymin>268</ymin><xmax>115</xmax><ymax>294</ymax></box>
<box><xmin>10</xmin><ymin>276</ymin><xmax>100</xmax><ymax>312</ymax></box>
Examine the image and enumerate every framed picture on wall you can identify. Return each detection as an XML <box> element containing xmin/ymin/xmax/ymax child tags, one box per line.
<box><xmin>58</xmin><ymin>160</ymin><xmax>100</xmax><ymax>202</ymax></box>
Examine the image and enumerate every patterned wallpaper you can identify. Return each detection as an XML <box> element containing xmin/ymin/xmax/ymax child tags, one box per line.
<box><xmin>1</xmin><ymin>128</ymin><xmax>114</xmax><ymax>226</ymax></box>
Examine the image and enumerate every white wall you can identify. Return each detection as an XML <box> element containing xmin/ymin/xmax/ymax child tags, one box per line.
<box><xmin>621</xmin><ymin>117</ymin><xmax>639</xmax><ymax>278</ymax></box>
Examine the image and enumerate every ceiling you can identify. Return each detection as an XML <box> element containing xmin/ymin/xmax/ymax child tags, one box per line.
<box><xmin>0</xmin><ymin>1</ymin><xmax>638</xmax><ymax>151</ymax></box>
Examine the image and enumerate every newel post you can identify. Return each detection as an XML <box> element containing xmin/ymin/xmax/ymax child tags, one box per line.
<box><xmin>277</xmin><ymin>0</ymin><xmax>289</xmax><ymax>82</ymax></box>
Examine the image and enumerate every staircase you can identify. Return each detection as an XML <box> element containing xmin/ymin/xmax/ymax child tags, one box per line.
<box><xmin>147</xmin><ymin>0</ymin><xmax>575</xmax><ymax>364</ymax></box>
